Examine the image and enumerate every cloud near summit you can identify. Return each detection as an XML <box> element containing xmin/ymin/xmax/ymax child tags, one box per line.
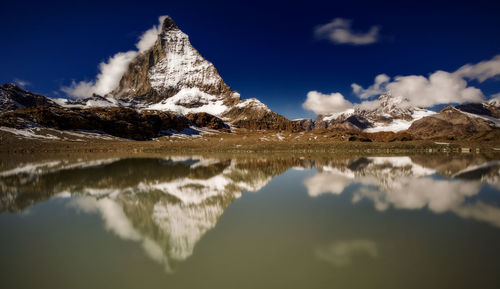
<box><xmin>61</xmin><ymin>16</ymin><xmax>167</xmax><ymax>99</ymax></box>
<box><xmin>303</xmin><ymin>54</ymin><xmax>500</xmax><ymax>115</ymax></box>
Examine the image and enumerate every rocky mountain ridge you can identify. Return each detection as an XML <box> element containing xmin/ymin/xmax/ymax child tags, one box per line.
<box><xmin>2</xmin><ymin>82</ymin><xmax>500</xmax><ymax>141</ymax></box>
<box><xmin>0</xmin><ymin>84</ymin><xmax>57</xmax><ymax>110</ymax></box>
<box><xmin>313</xmin><ymin>94</ymin><xmax>437</xmax><ymax>132</ymax></box>
<box><xmin>407</xmin><ymin>105</ymin><xmax>500</xmax><ymax>140</ymax></box>
<box><xmin>0</xmin><ymin>16</ymin><xmax>499</xmax><ymax>141</ymax></box>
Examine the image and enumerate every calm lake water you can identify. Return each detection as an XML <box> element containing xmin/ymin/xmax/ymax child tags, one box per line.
<box><xmin>1</xmin><ymin>154</ymin><xmax>500</xmax><ymax>289</ymax></box>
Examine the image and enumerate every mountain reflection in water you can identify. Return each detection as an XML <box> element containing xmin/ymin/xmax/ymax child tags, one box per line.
<box><xmin>1</xmin><ymin>154</ymin><xmax>499</xmax><ymax>274</ymax></box>
<box><xmin>305</xmin><ymin>157</ymin><xmax>500</xmax><ymax>227</ymax></box>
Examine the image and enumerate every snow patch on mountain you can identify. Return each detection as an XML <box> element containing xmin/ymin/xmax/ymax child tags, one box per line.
<box><xmin>52</xmin><ymin>96</ymin><xmax>120</xmax><ymax>108</ymax></box>
<box><xmin>146</xmin><ymin>88</ymin><xmax>228</xmax><ymax>116</ymax></box>
<box><xmin>236</xmin><ymin>98</ymin><xmax>271</xmax><ymax>112</ymax></box>
<box><xmin>319</xmin><ymin>94</ymin><xmax>437</xmax><ymax>132</ymax></box>
<box><xmin>148</xmin><ymin>29</ymin><xmax>223</xmax><ymax>93</ymax></box>
<box><xmin>0</xmin><ymin>126</ymin><xmax>60</xmax><ymax>140</ymax></box>
<box><xmin>323</xmin><ymin>108</ymin><xmax>355</xmax><ymax>121</ymax></box>
<box><xmin>454</xmin><ymin>105</ymin><xmax>500</xmax><ymax>127</ymax></box>
<box><xmin>364</xmin><ymin>108</ymin><xmax>436</xmax><ymax>132</ymax></box>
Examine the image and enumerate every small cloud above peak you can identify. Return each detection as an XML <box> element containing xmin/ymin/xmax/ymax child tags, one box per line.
<box><xmin>314</xmin><ymin>18</ymin><xmax>380</xmax><ymax>45</ymax></box>
<box><xmin>13</xmin><ymin>78</ymin><xmax>31</xmax><ymax>88</ymax></box>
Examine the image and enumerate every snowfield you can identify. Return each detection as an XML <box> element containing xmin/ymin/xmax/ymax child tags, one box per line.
<box><xmin>364</xmin><ymin>109</ymin><xmax>437</xmax><ymax>133</ymax></box>
<box><xmin>146</xmin><ymin>88</ymin><xmax>228</xmax><ymax>116</ymax></box>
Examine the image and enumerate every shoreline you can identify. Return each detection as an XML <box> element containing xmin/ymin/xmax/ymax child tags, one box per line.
<box><xmin>1</xmin><ymin>131</ymin><xmax>499</xmax><ymax>156</ymax></box>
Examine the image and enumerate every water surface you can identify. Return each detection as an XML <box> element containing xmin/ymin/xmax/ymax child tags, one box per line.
<box><xmin>1</xmin><ymin>154</ymin><xmax>500</xmax><ymax>289</ymax></box>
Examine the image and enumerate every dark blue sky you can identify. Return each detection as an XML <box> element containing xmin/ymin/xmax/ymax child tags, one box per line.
<box><xmin>1</xmin><ymin>0</ymin><xmax>499</xmax><ymax>119</ymax></box>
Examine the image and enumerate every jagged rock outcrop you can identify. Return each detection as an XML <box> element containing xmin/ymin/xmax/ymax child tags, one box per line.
<box><xmin>53</xmin><ymin>94</ymin><xmax>119</xmax><ymax>108</ymax></box>
<box><xmin>291</xmin><ymin>118</ymin><xmax>314</xmax><ymax>130</ymax></box>
<box><xmin>223</xmin><ymin>98</ymin><xmax>300</xmax><ymax>131</ymax></box>
<box><xmin>456</xmin><ymin>101</ymin><xmax>500</xmax><ymax>119</ymax></box>
<box><xmin>0</xmin><ymin>106</ymin><xmax>232</xmax><ymax>140</ymax></box>
<box><xmin>317</xmin><ymin>114</ymin><xmax>373</xmax><ymax>131</ymax></box>
<box><xmin>185</xmin><ymin>112</ymin><xmax>229</xmax><ymax>131</ymax></box>
<box><xmin>0</xmin><ymin>83</ymin><xmax>58</xmax><ymax>110</ymax></box>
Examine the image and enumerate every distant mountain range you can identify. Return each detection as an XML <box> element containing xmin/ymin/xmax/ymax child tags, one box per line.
<box><xmin>1</xmin><ymin>16</ymin><xmax>499</xmax><ymax>141</ymax></box>
<box><xmin>300</xmin><ymin>94</ymin><xmax>500</xmax><ymax>140</ymax></box>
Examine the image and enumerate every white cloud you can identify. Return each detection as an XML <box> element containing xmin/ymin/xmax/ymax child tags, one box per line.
<box><xmin>302</xmin><ymin>91</ymin><xmax>353</xmax><ymax>115</ymax></box>
<box><xmin>350</xmin><ymin>60</ymin><xmax>499</xmax><ymax>108</ymax></box>
<box><xmin>454</xmin><ymin>55</ymin><xmax>500</xmax><ymax>82</ymax></box>
<box><xmin>384</xmin><ymin>71</ymin><xmax>484</xmax><ymax>107</ymax></box>
<box><xmin>13</xmin><ymin>78</ymin><xmax>31</xmax><ymax>88</ymax></box>
<box><xmin>69</xmin><ymin>197</ymin><xmax>141</xmax><ymax>241</ymax></box>
<box><xmin>314</xmin><ymin>18</ymin><xmax>380</xmax><ymax>45</ymax></box>
<box><xmin>62</xmin><ymin>51</ymin><xmax>138</xmax><ymax>98</ymax></box>
<box><xmin>136</xmin><ymin>15</ymin><xmax>168</xmax><ymax>52</ymax></box>
<box><xmin>61</xmin><ymin>16</ymin><xmax>167</xmax><ymax>98</ymax></box>
<box><xmin>351</xmin><ymin>74</ymin><xmax>390</xmax><ymax>99</ymax></box>
<box><xmin>352</xmin><ymin>177</ymin><xmax>481</xmax><ymax>213</ymax></box>
<box><xmin>304</xmin><ymin>169</ymin><xmax>353</xmax><ymax>197</ymax></box>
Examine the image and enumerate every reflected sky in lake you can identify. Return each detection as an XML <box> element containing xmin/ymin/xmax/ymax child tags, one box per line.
<box><xmin>1</xmin><ymin>154</ymin><xmax>500</xmax><ymax>289</ymax></box>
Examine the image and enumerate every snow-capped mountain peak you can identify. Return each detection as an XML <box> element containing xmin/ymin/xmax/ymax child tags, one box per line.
<box><xmin>110</xmin><ymin>16</ymin><xmax>232</xmax><ymax>104</ymax></box>
<box><xmin>316</xmin><ymin>94</ymin><xmax>436</xmax><ymax>132</ymax></box>
<box><xmin>147</xmin><ymin>19</ymin><xmax>230</xmax><ymax>99</ymax></box>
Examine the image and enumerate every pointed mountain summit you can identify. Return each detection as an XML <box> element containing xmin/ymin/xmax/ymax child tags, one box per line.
<box><xmin>108</xmin><ymin>16</ymin><xmax>295</xmax><ymax>130</ymax></box>
<box><xmin>111</xmin><ymin>16</ymin><xmax>232</xmax><ymax>104</ymax></box>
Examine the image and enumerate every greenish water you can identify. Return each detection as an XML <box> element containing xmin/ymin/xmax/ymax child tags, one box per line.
<box><xmin>1</xmin><ymin>155</ymin><xmax>500</xmax><ymax>289</ymax></box>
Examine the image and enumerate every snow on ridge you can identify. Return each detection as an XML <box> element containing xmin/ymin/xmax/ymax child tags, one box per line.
<box><xmin>322</xmin><ymin>109</ymin><xmax>354</xmax><ymax>121</ymax></box>
<box><xmin>138</xmin><ymin>173</ymin><xmax>235</xmax><ymax>205</ymax></box>
<box><xmin>368</xmin><ymin>157</ymin><xmax>436</xmax><ymax>176</ymax></box>
<box><xmin>148</xmin><ymin>29</ymin><xmax>222</xmax><ymax>92</ymax></box>
<box><xmin>455</xmin><ymin>108</ymin><xmax>500</xmax><ymax>127</ymax></box>
<box><xmin>451</xmin><ymin>161</ymin><xmax>500</xmax><ymax>178</ymax></box>
<box><xmin>364</xmin><ymin>108</ymin><xmax>436</xmax><ymax>133</ymax></box>
<box><xmin>0</xmin><ymin>158</ymin><xmax>120</xmax><ymax>177</ymax></box>
<box><xmin>146</xmin><ymin>88</ymin><xmax>228</xmax><ymax>116</ymax></box>
<box><xmin>0</xmin><ymin>126</ymin><xmax>60</xmax><ymax>140</ymax></box>
<box><xmin>236</xmin><ymin>98</ymin><xmax>271</xmax><ymax>112</ymax></box>
<box><xmin>52</xmin><ymin>96</ymin><xmax>121</xmax><ymax>108</ymax></box>
<box><xmin>0</xmin><ymin>160</ymin><xmax>61</xmax><ymax>177</ymax></box>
